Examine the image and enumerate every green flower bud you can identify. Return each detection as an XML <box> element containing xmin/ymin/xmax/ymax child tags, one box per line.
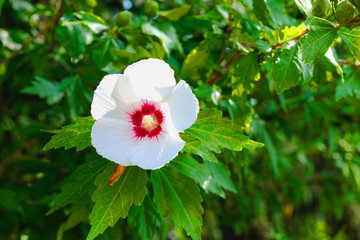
<box><xmin>335</xmin><ymin>1</ymin><xmax>356</xmax><ymax>24</ymax></box>
<box><xmin>312</xmin><ymin>0</ymin><xmax>331</xmax><ymax>18</ymax></box>
<box><xmin>115</xmin><ymin>10</ymin><xmax>132</xmax><ymax>27</ymax></box>
<box><xmin>144</xmin><ymin>0</ymin><xmax>159</xmax><ymax>19</ymax></box>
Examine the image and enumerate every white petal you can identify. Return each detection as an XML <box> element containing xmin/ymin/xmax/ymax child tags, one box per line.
<box><xmin>91</xmin><ymin>118</ymin><xmax>135</xmax><ymax>166</ymax></box>
<box><xmin>124</xmin><ymin>59</ymin><xmax>176</xmax><ymax>102</ymax></box>
<box><xmin>167</xmin><ymin>80</ymin><xmax>199</xmax><ymax>131</ymax></box>
<box><xmin>91</xmin><ymin>74</ymin><xmax>140</xmax><ymax>120</ymax></box>
<box><xmin>130</xmin><ymin>131</ymin><xmax>185</xmax><ymax>170</ymax></box>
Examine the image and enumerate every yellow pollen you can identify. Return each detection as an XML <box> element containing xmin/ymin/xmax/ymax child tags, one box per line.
<box><xmin>142</xmin><ymin>115</ymin><xmax>158</xmax><ymax>131</ymax></box>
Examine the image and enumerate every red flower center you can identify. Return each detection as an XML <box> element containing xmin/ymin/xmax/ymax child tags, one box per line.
<box><xmin>128</xmin><ymin>101</ymin><xmax>164</xmax><ymax>140</ymax></box>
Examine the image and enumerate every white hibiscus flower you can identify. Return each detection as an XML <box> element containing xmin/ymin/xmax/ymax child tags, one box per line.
<box><xmin>91</xmin><ymin>58</ymin><xmax>199</xmax><ymax>170</ymax></box>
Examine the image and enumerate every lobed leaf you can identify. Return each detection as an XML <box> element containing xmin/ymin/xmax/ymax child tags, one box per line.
<box><xmin>180</xmin><ymin>35</ymin><xmax>225</xmax><ymax>81</ymax></box>
<box><xmin>151</xmin><ymin>166</ymin><xmax>203</xmax><ymax>240</ymax></box>
<box><xmin>186</xmin><ymin>109</ymin><xmax>263</xmax><ymax>153</ymax></box>
<box><xmin>43</xmin><ymin>116</ymin><xmax>95</xmax><ymax>151</ymax></box>
<box><xmin>87</xmin><ymin>164</ymin><xmax>148</xmax><ymax>240</ymax></box>
<box><xmin>47</xmin><ymin>159</ymin><xmax>110</xmax><ymax>215</ymax></box>
<box><xmin>181</xmin><ymin>133</ymin><xmax>217</xmax><ymax>162</ymax></box>
<box><xmin>128</xmin><ymin>195</ymin><xmax>162</xmax><ymax>240</ymax></box>
<box><xmin>335</xmin><ymin>68</ymin><xmax>360</xmax><ymax>100</ymax></box>
<box><xmin>231</xmin><ymin>52</ymin><xmax>259</xmax><ymax>101</ymax></box>
<box><xmin>337</xmin><ymin>27</ymin><xmax>360</xmax><ymax>62</ymax></box>
<box><xmin>171</xmin><ymin>155</ymin><xmax>236</xmax><ymax>197</ymax></box>
<box><xmin>300</xmin><ymin>17</ymin><xmax>337</xmax><ymax>63</ymax></box>
<box><xmin>21</xmin><ymin>76</ymin><xmax>64</xmax><ymax>105</ymax></box>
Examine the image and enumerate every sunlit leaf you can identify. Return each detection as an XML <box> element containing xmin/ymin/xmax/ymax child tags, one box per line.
<box><xmin>181</xmin><ymin>133</ymin><xmax>217</xmax><ymax>162</ymax></box>
<box><xmin>294</xmin><ymin>0</ymin><xmax>312</xmax><ymax>16</ymax></box>
<box><xmin>253</xmin><ymin>0</ymin><xmax>278</xmax><ymax>30</ymax></box>
<box><xmin>300</xmin><ymin>17</ymin><xmax>337</xmax><ymax>63</ymax></box>
<box><xmin>186</xmin><ymin>109</ymin><xmax>263</xmax><ymax>153</ymax></box>
<box><xmin>272</xmin><ymin>42</ymin><xmax>303</xmax><ymax>94</ymax></box>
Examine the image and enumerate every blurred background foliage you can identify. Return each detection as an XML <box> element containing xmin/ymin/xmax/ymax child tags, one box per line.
<box><xmin>1</xmin><ymin>0</ymin><xmax>360</xmax><ymax>239</ymax></box>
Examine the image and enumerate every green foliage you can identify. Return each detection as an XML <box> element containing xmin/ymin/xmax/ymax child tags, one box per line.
<box><xmin>151</xmin><ymin>165</ymin><xmax>203</xmax><ymax>240</ymax></box>
<box><xmin>335</xmin><ymin>0</ymin><xmax>356</xmax><ymax>23</ymax></box>
<box><xmin>171</xmin><ymin>155</ymin><xmax>236</xmax><ymax>197</ymax></box>
<box><xmin>3</xmin><ymin>0</ymin><xmax>360</xmax><ymax>239</ymax></box>
<box><xmin>294</xmin><ymin>0</ymin><xmax>313</xmax><ymax>16</ymax></box>
<box><xmin>253</xmin><ymin>0</ymin><xmax>279</xmax><ymax>30</ymax></box>
<box><xmin>336</xmin><ymin>67</ymin><xmax>360</xmax><ymax>100</ymax></box>
<box><xmin>337</xmin><ymin>27</ymin><xmax>360</xmax><ymax>61</ymax></box>
<box><xmin>128</xmin><ymin>195</ymin><xmax>162</xmax><ymax>240</ymax></box>
<box><xmin>47</xmin><ymin>159</ymin><xmax>109</xmax><ymax>215</ymax></box>
<box><xmin>21</xmin><ymin>76</ymin><xmax>65</xmax><ymax>105</ymax></box>
<box><xmin>158</xmin><ymin>4</ymin><xmax>191</xmax><ymax>21</ymax></box>
<box><xmin>87</xmin><ymin>164</ymin><xmax>148</xmax><ymax>240</ymax></box>
<box><xmin>44</xmin><ymin>116</ymin><xmax>94</xmax><ymax>151</ymax></box>
<box><xmin>181</xmin><ymin>133</ymin><xmax>218</xmax><ymax>162</ymax></box>
<box><xmin>56</xmin><ymin>5</ymin><xmax>88</xmax><ymax>58</ymax></box>
<box><xmin>186</xmin><ymin>109</ymin><xmax>263</xmax><ymax>152</ymax></box>
<box><xmin>231</xmin><ymin>52</ymin><xmax>259</xmax><ymax>102</ymax></box>
<box><xmin>300</xmin><ymin>17</ymin><xmax>337</xmax><ymax>63</ymax></box>
<box><xmin>272</xmin><ymin>42</ymin><xmax>305</xmax><ymax>94</ymax></box>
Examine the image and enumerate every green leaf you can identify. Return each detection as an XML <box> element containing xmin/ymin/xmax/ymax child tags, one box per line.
<box><xmin>60</xmin><ymin>75</ymin><xmax>92</xmax><ymax>118</ymax></box>
<box><xmin>151</xmin><ymin>166</ymin><xmax>203</xmax><ymax>240</ymax></box>
<box><xmin>253</xmin><ymin>0</ymin><xmax>278</xmax><ymax>30</ymax></box>
<box><xmin>158</xmin><ymin>4</ymin><xmax>191</xmax><ymax>21</ymax></box>
<box><xmin>294</xmin><ymin>0</ymin><xmax>312</xmax><ymax>16</ymax></box>
<box><xmin>272</xmin><ymin>42</ymin><xmax>303</xmax><ymax>94</ymax></box>
<box><xmin>186</xmin><ymin>109</ymin><xmax>263</xmax><ymax>153</ymax></box>
<box><xmin>337</xmin><ymin>27</ymin><xmax>360</xmax><ymax>61</ymax></box>
<box><xmin>170</xmin><ymin>155</ymin><xmax>235</xmax><ymax>197</ymax></box>
<box><xmin>204</xmin><ymin>160</ymin><xmax>237</xmax><ymax>193</ymax></box>
<box><xmin>43</xmin><ymin>116</ymin><xmax>95</xmax><ymax>151</ymax></box>
<box><xmin>0</xmin><ymin>0</ymin><xmax>4</xmax><ymax>15</ymax></box>
<box><xmin>180</xmin><ymin>133</ymin><xmax>217</xmax><ymax>162</ymax></box>
<box><xmin>74</xmin><ymin>11</ymin><xmax>108</xmax><ymax>34</ymax></box>
<box><xmin>141</xmin><ymin>22</ymin><xmax>183</xmax><ymax>55</ymax></box>
<box><xmin>47</xmin><ymin>159</ymin><xmax>109</xmax><ymax>215</ymax></box>
<box><xmin>252</xmin><ymin>119</ymin><xmax>280</xmax><ymax>177</ymax></box>
<box><xmin>180</xmin><ymin>35</ymin><xmax>225</xmax><ymax>81</ymax></box>
<box><xmin>300</xmin><ymin>17</ymin><xmax>337</xmax><ymax>63</ymax></box>
<box><xmin>56</xmin><ymin>6</ymin><xmax>88</xmax><ymax>58</ymax></box>
<box><xmin>0</xmin><ymin>189</ymin><xmax>21</xmax><ymax>211</ymax></box>
<box><xmin>335</xmin><ymin>68</ymin><xmax>360</xmax><ymax>100</ymax></box>
<box><xmin>128</xmin><ymin>195</ymin><xmax>162</xmax><ymax>240</ymax></box>
<box><xmin>21</xmin><ymin>76</ymin><xmax>64</xmax><ymax>105</ymax></box>
<box><xmin>63</xmin><ymin>196</ymin><xmax>93</xmax><ymax>230</ymax></box>
<box><xmin>231</xmin><ymin>52</ymin><xmax>259</xmax><ymax>101</ymax></box>
<box><xmin>87</xmin><ymin>165</ymin><xmax>148</xmax><ymax>240</ymax></box>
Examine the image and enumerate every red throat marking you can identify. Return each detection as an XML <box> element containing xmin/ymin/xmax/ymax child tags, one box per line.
<box><xmin>128</xmin><ymin>101</ymin><xmax>164</xmax><ymax>140</ymax></box>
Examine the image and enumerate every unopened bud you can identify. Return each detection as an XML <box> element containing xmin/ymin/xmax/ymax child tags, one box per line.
<box><xmin>115</xmin><ymin>10</ymin><xmax>132</xmax><ymax>27</ymax></box>
<box><xmin>144</xmin><ymin>0</ymin><xmax>159</xmax><ymax>19</ymax></box>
